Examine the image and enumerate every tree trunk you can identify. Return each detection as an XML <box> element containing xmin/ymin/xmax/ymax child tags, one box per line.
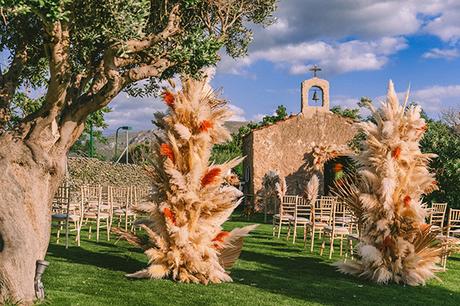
<box><xmin>0</xmin><ymin>135</ymin><xmax>65</xmax><ymax>304</ymax></box>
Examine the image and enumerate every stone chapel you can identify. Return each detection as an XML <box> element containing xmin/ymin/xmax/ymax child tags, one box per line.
<box><xmin>242</xmin><ymin>71</ymin><xmax>358</xmax><ymax>207</ymax></box>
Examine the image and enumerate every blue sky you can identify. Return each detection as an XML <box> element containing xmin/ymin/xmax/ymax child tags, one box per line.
<box><xmin>107</xmin><ymin>0</ymin><xmax>460</xmax><ymax>132</ymax></box>
<box><xmin>3</xmin><ymin>1</ymin><xmax>455</xmax><ymax>133</ymax></box>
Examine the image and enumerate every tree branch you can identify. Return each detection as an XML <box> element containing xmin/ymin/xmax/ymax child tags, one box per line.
<box><xmin>20</xmin><ymin>21</ymin><xmax>71</xmax><ymax>154</ymax></box>
<box><xmin>112</xmin><ymin>4</ymin><xmax>180</xmax><ymax>57</ymax></box>
<box><xmin>0</xmin><ymin>43</ymin><xmax>28</xmax><ymax>129</ymax></box>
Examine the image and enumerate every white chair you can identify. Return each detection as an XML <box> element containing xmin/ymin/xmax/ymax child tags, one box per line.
<box><xmin>439</xmin><ymin>208</ymin><xmax>460</xmax><ymax>270</ymax></box>
<box><xmin>289</xmin><ymin>196</ymin><xmax>311</xmax><ymax>244</ymax></box>
<box><xmin>307</xmin><ymin>196</ymin><xmax>335</xmax><ymax>252</ymax></box>
<box><xmin>111</xmin><ymin>186</ymin><xmax>136</xmax><ymax>231</ymax></box>
<box><xmin>429</xmin><ymin>202</ymin><xmax>447</xmax><ymax>234</ymax></box>
<box><xmin>320</xmin><ymin>201</ymin><xmax>352</xmax><ymax>259</ymax></box>
<box><xmin>81</xmin><ymin>185</ymin><xmax>111</xmax><ymax>241</ymax></box>
<box><xmin>273</xmin><ymin>195</ymin><xmax>297</xmax><ymax>238</ymax></box>
<box><xmin>51</xmin><ymin>183</ymin><xmax>82</xmax><ymax>247</ymax></box>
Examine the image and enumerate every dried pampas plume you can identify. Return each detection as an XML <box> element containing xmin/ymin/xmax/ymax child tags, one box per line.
<box><xmin>305</xmin><ymin>175</ymin><xmax>319</xmax><ymax>205</ymax></box>
<box><xmin>333</xmin><ymin>80</ymin><xmax>444</xmax><ymax>286</ymax></box>
<box><xmin>117</xmin><ymin>76</ymin><xmax>256</xmax><ymax>284</ymax></box>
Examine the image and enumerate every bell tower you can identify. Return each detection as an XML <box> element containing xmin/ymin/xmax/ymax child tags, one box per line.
<box><xmin>301</xmin><ymin>65</ymin><xmax>330</xmax><ymax>114</ymax></box>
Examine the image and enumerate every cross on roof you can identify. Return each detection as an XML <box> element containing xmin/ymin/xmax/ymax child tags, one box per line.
<box><xmin>309</xmin><ymin>65</ymin><xmax>321</xmax><ymax>77</ymax></box>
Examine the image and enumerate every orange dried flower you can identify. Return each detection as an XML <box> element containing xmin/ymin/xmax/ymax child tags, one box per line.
<box><xmin>163</xmin><ymin>207</ymin><xmax>176</xmax><ymax>225</ymax></box>
<box><xmin>403</xmin><ymin>195</ymin><xmax>411</xmax><ymax>207</ymax></box>
<box><xmin>199</xmin><ymin>120</ymin><xmax>213</xmax><ymax>132</ymax></box>
<box><xmin>212</xmin><ymin>231</ymin><xmax>230</xmax><ymax>243</ymax></box>
<box><xmin>160</xmin><ymin>143</ymin><xmax>175</xmax><ymax>162</ymax></box>
<box><xmin>391</xmin><ymin>146</ymin><xmax>401</xmax><ymax>159</ymax></box>
<box><xmin>201</xmin><ymin>167</ymin><xmax>221</xmax><ymax>187</ymax></box>
<box><xmin>417</xmin><ymin>124</ymin><xmax>428</xmax><ymax>132</ymax></box>
<box><xmin>333</xmin><ymin>163</ymin><xmax>343</xmax><ymax>172</ymax></box>
<box><xmin>162</xmin><ymin>91</ymin><xmax>175</xmax><ymax>107</ymax></box>
<box><xmin>383</xmin><ymin>235</ymin><xmax>394</xmax><ymax>248</ymax></box>
<box><xmin>419</xmin><ymin>223</ymin><xmax>431</xmax><ymax>231</ymax></box>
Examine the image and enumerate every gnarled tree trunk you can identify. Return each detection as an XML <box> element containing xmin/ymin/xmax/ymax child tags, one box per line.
<box><xmin>0</xmin><ymin>135</ymin><xmax>66</xmax><ymax>304</ymax></box>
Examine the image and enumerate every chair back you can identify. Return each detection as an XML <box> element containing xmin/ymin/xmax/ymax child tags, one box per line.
<box><xmin>430</xmin><ymin>202</ymin><xmax>447</xmax><ymax>228</ymax></box>
<box><xmin>52</xmin><ymin>184</ymin><xmax>70</xmax><ymax>214</ymax></box>
<box><xmin>81</xmin><ymin>185</ymin><xmax>103</xmax><ymax>215</ymax></box>
<box><xmin>332</xmin><ymin>202</ymin><xmax>351</xmax><ymax>229</ymax></box>
<box><xmin>447</xmin><ymin>208</ymin><xmax>460</xmax><ymax>237</ymax></box>
<box><xmin>295</xmin><ymin>196</ymin><xmax>311</xmax><ymax>220</ymax></box>
<box><xmin>110</xmin><ymin>186</ymin><xmax>130</xmax><ymax>210</ymax></box>
<box><xmin>317</xmin><ymin>196</ymin><xmax>336</xmax><ymax>224</ymax></box>
<box><xmin>280</xmin><ymin>195</ymin><xmax>297</xmax><ymax>217</ymax></box>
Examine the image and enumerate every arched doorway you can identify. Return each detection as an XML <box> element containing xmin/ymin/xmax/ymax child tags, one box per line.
<box><xmin>323</xmin><ymin>156</ymin><xmax>356</xmax><ymax>195</ymax></box>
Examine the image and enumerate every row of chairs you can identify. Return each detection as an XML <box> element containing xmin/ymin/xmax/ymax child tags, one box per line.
<box><xmin>428</xmin><ymin>203</ymin><xmax>460</xmax><ymax>237</ymax></box>
<box><xmin>51</xmin><ymin>183</ymin><xmax>150</xmax><ymax>247</ymax></box>
<box><xmin>273</xmin><ymin>195</ymin><xmax>359</xmax><ymax>259</ymax></box>
<box><xmin>273</xmin><ymin>196</ymin><xmax>460</xmax><ymax>261</ymax></box>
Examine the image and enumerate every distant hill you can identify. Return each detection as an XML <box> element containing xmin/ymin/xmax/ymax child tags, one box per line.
<box><xmin>92</xmin><ymin>121</ymin><xmax>248</xmax><ymax>160</ymax></box>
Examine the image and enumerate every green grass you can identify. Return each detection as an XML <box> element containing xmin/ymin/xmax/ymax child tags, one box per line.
<box><xmin>44</xmin><ymin>214</ymin><xmax>460</xmax><ymax>306</ymax></box>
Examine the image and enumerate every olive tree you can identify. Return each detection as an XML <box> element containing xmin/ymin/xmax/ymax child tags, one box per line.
<box><xmin>0</xmin><ymin>0</ymin><xmax>276</xmax><ymax>303</ymax></box>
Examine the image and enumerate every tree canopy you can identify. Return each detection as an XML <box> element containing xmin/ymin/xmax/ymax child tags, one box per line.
<box><xmin>0</xmin><ymin>0</ymin><xmax>276</xmax><ymax>154</ymax></box>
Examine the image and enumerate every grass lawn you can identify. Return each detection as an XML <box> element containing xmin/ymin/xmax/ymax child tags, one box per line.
<box><xmin>44</xmin><ymin>213</ymin><xmax>460</xmax><ymax>306</ymax></box>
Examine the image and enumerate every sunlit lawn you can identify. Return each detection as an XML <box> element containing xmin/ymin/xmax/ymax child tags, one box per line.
<box><xmin>44</xmin><ymin>213</ymin><xmax>460</xmax><ymax>306</ymax></box>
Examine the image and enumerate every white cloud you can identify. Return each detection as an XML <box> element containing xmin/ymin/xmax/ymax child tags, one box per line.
<box><xmin>373</xmin><ymin>83</ymin><xmax>460</xmax><ymax>115</ymax></box>
<box><xmin>331</xmin><ymin>82</ymin><xmax>460</xmax><ymax>118</ymax></box>
<box><xmin>251</xmin><ymin>113</ymin><xmax>266</xmax><ymax>122</ymax></box>
<box><xmin>216</xmin><ymin>0</ymin><xmax>460</xmax><ymax>76</ymax></box>
<box><xmin>105</xmin><ymin>92</ymin><xmax>166</xmax><ymax>133</ymax></box>
<box><xmin>218</xmin><ymin>37</ymin><xmax>407</xmax><ymax>75</ymax></box>
<box><xmin>422</xmin><ymin>48</ymin><xmax>460</xmax><ymax>59</ymax></box>
<box><xmin>410</xmin><ymin>84</ymin><xmax>460</xmax><ymax>113</ymax></box>
<box><xmin>227</xmin><ymin>104</ymin><xmax>247</xmax><ymax>121</ymax></box>
<box><xmin>423</xmin><ymin>3</ymin><xmax>460</xmax><ymax>42</ymax></box>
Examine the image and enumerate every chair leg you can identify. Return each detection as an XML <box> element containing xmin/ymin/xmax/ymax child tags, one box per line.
<box><xmin>106</xmin><ymin>218</ymin><xmax>111</xmax><ymax>241</ymax></box>
<box><xmin>292</xmin><ymin>223</ymin><xmax>297</xmax><ymax>244</ymax></box>
<box><xmin>310</xmin><ymin>227</ymin><xmax>315</xmax><ymax>253</ymax></box>
<box><xmin>277</xmin><ymin>219</ymin><xmax>282</xmax><ymax>238</ymax></box>
<box><xmin>303</xmin><ymin>225</ymin><xmax>307</xmax><ymax>249</ymax></box>
<box><xmin>286</xmin><ymin>221</ymin><xmax>291</xmax><ymax>240</ymax></box>
<box><xmin>349</xmin><ymin>238</ymin><xmax>354</xmax><ymax>260</ymax></box>
<box><xmin>88</xmin><ymin>224</ymin><xmax>92</xmax><ymax>239</ymax></box>
<box><xmin>320</xmin><ymin>233</ymin><xmax>326</xmax><ymax>256</ymax></box>
<box><xmin>76</xmin><ymin>220</ymin><xmax>81</xmax><ymax>247</ymax></box>
<box><xmin>339</xmin><ymin>236</ymin><xmax>344</xmax><ymax>257</ymax></box>
<box><xmin>328</xmin><ymin>233</ymin><xmax>334</xmax><ymax>259</ymax></box>
<box><xmin>56</xmin><ymin>222</ymin><xmax>62</xmax><ymax>244</ymax></box>
<box><xmin>96</xmin><ymin>218</ymin><xmax>100</xmax><ymax>242</ymax></box>
<box><xmin>124</xmin><ymin>213</ymin><xmax>128</xmax><ymax>231</ymax></box>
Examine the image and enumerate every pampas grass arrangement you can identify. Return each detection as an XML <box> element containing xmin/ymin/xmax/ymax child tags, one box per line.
<box><xmin>117</xmin><ymin>75</ymin><xmax>256</xmax><ymax>284</ymax></box>
<box><xmin>333</xmin><ymin>81</ymin><xmax>445</xmax><ymax>286</ymax></box>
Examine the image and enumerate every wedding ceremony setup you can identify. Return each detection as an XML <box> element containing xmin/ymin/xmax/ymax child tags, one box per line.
<box><xmin>1</xmin><ymin>1</ymin><xmax>460</xmax><ymax>305</ymax></box>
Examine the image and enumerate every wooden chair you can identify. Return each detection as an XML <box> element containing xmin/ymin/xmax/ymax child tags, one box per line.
<box><xmin>307</xmin><ymin>196</ymin><xmax>336</xmax><ymax>252</ymax></box>
<box><xmin>320</xmin><ymin>201</ymin><xmax>352</xmax><ymax>259</ymax></box>
<box><xmin>273</xmin><ymin>195</ymin><xmax>297</xmax><ymax>238</ymax></box>
<box><xmin>81</xmin><ymin>185</ymin><xmax>111</xmax><ymax>241</ymax></box>
<box><xmin>447</xmin><ymin>208</ymin><xmax>460</xmax><ymax>238</ymax></box>
<box><xmin>110</xmin><ymin>186</ymin><xmax>135</xmax><ymax>231</ymax></box>
<box><xmin>289</xmin><ymin>196</ymin><xmax>311</xmax><ymax>244</ymax></box>
<box><xmin>346</xmin><ymin>213</ymin><xmax>361</xmax><ymax>260</ymax></box>
<box><xmin>51</xmin><ymin>183</ymin><xmax>82</xmax><ymax>247</ymax></box>
<box><xmin>438</xmin><ymin>208</ymin><xmax>460</xmax><ymax>270</ymax></box>
<box><xmin>429</xmin><ymin>203</ymin><xmax>447</xmax><ymax>234</ymax></box>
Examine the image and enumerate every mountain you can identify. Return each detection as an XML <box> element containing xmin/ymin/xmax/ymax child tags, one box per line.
<box><xmin>92</xmin><ymin>121</ymin><xmax>248</xmax><ymax>160</ymax></box>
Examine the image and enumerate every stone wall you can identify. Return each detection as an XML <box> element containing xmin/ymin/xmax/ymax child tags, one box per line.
<box><xmin>244</xmin><ymin>109</ymin><xmax>358</xmax><ymax>201</ymax></box>
<box><xmin>67</xmin><ymin>157</ymin><xmax>151</xmax><ymax>188</ymax></box>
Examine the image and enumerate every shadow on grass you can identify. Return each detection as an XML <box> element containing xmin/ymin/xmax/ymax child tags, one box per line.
<box><xmin>47</xmin><ymin>243</ymin><xmax>145</xmax><ymax>274</ymax></box>
<box><xmin>231</xmin><ymin>249</ymin><xmax>460</xmax><ymax>306</ymax></box>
